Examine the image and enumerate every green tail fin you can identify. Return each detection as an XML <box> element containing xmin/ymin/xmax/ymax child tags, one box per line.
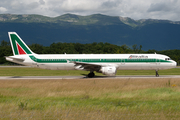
<box><xmin>8</xmin><ymin>32</ymin><xmax>34</xmax><ymax>55</ymax></box>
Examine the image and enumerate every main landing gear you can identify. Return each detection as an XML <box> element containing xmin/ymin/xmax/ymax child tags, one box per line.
<box><xmin>156</xmin><ymin>70</ymin><xmax>159</xmax><ymax>77</ymax></box>
<box><xmin>88</xmin><ymin>72</ymin><xmax>95</xmax><ymax>78</ymax></box>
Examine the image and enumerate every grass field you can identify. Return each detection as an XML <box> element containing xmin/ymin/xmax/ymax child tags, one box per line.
<box><xmin>0</xmin><ymin>78</ymin><xmax>180</xmax><ymax>119</ymax></box>
<box><xmin>0</xmin><ymin>67</ymin><xmax>180</xmax><ymax>119</ymax></box>
<box><xmin>0</xmin><ymin>67</ymin><xmax>180</xmax><ymax>76</ymax></box>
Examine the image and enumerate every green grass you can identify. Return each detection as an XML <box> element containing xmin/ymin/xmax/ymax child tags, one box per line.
<box><xmin>0</xmin><ymin>67</ymin><xmax>180</xmax><ymax>76</ymax></box>
<box><xmin>0</xmin><ymin>67</ymin><xmax>89</xmax><ymax>76</ymax></box>
<box><xmin>0</xmin><ymin>79</ymin><xmax>180</xmax><ymax>119</ymax></box>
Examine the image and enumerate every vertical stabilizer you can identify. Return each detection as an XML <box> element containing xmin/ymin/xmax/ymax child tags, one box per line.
<box><xmin>8</xmin><ymin>32</ymin><xmax>34</xmax><ymax>55</ymax></box>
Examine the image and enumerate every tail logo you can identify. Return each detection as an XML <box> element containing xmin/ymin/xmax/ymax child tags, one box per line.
<box><xmin>8</xmin><ymin>32</ymin><xmax>33</xmax><ymax>55</ymax></box>
<box><xmin>16</xmin><ymin>42</ymin><xmax>26</xmax><ymax>55</ymax></box>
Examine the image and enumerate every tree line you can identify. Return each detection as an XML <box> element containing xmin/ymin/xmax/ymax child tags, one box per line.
<box><xmin>0</xmin><ymin>40</ymin><xmax>180</xmax><ymax>65</ymax></box>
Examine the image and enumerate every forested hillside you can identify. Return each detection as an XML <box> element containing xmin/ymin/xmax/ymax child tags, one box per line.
<box><xmin>0</xmin><ymin>14</ymin><xmax>180</xmax><ymax>50</ymax></box>
<box><xmin>0</xmin><ymin>41</ymin><xmax>180</xmax><ymax>65</ymax></box>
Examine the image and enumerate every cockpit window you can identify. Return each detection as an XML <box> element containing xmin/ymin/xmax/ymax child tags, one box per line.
<box><xmin>165</xmin><ymin>58</ymin><xmax>171</xmax><ymax>61</ymax></box>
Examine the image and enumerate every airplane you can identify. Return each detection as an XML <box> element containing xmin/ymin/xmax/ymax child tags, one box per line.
<box><xmin>5</xmin><ymin>32</ymin><xmax>177</xmax><ymax>77</ymax></box>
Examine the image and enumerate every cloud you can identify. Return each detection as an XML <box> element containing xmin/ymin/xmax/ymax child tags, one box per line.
<box><xmin>101</xmin><ymin>0</ymin><xmax>121</xmax><ymax>8</ymax></box>
<box><xmin>0</xmin><ymin>0</ymin><xmax>180</xmax><ymax>21</ymax></box>
<box><xmin>39</xmin><ymin>0</ymin><xmax>45</xmax><ymax>5</ymax></box>
<box><xmin>145</xmin><ymin>0</ymin><xmax>180</xmax><ymax>20</ymax></box>
<box><xmin>147</xmin><ymin>3</ymin><xmax>170</xmax><ymax>12</ymax></box>
<box><xmin>0</xmin><ymin>7</ymin><xmax>7</xmax><ymax>12</ymax></box>
<box><xmin>53</xmin><ymin>0</ymin><xmax>101</xmax><ymax>12</ymax></box>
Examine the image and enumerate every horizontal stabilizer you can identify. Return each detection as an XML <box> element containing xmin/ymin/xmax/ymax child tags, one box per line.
<box><xmin>5</xmin><ymin>56</ymin><xmax>25</xmax><ymax>62</ymax></box>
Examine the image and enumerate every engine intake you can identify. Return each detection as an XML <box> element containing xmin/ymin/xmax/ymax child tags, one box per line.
<box><xmin>98</xmin><ymin>66</ymin><xmax>117</xmax><ymax>76</ymax></box>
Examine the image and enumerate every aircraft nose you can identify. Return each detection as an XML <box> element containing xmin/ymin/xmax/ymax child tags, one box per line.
<box><xmin>173</xmin><ymin>60</ymin><xmax>177</xmax><ymax>67</ymax></box>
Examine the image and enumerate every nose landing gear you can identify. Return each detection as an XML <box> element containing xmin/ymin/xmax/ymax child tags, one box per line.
<box><xmin>156</xmin><ymin>70</ymin><xmax>159</xmax><ymax>77</ymax></box>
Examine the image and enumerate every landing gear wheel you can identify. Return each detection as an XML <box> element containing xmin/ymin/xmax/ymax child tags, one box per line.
<box><xmin>156</xmin><ymin>70</ymin><xmax>159</xmax><ymax>77</ymax></box>
<box><xmin>88</xmin><ymin>72</ymin><xmax>95</xmax><ymax>78</ymax></box>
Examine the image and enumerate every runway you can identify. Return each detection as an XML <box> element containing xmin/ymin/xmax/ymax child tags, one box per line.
<box><xmin>1</xmin><ymin>75</ymin><xmax>180</xmax><ymax>80</ymax></box>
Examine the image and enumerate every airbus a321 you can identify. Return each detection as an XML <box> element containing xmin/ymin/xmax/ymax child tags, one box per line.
<box><xmin>5</xmin><ymin>32</ymin><xmax>177</xmax><ymax>77</ymax></box>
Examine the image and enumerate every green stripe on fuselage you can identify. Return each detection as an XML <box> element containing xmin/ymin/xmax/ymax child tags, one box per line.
<box><xmin>29</xmin><ymin>55</ymin><xmax>67</xmax><ymax>63</ymax></box>
<box><xmin>29</xmin><ymin>55</ymin><xmax>172</xmax><ymax>63</ymax></box>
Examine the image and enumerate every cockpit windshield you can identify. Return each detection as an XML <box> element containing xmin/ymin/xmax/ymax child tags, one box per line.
<box><xmin>165</xmin><ymin>58</ymin><xmax>172</xmax><ymax>61</ymax></box>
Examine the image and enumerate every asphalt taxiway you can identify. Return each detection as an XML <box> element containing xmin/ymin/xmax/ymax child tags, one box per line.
<box><xmin>1</xmin><ymin>75</ymin><xmax>180</xmax><ymax>80</ymax></box>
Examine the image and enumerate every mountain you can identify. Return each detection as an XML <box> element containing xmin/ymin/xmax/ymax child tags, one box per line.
<box><xmin>0</xmin><ymin>14</ymin><xmax>180</xmax><ymax>50</ymax></box>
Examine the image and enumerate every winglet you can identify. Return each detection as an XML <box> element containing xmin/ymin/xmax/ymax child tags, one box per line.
<box><xmin>8</xmin><ymin>32</ymin><xmax>34</xmax><ymax>55</ymax></box>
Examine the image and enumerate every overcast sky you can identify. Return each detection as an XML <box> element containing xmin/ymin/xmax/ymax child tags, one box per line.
<box><xmin>0</xmin><ymin>0</ymin><xmax>180</xmax><ymax>21</ymax></box>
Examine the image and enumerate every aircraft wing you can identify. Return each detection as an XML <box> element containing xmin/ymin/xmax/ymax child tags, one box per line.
<box><xmin>72</xmin><ymin>61</ymin><xmax>103</xmax><ymax>71</ymax></box>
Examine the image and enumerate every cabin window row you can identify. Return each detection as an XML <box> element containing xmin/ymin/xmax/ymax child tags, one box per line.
<box><xmin>37</xmin><ymin>59</ymin><xmax>161</xmax><ymax>62</ymax></box>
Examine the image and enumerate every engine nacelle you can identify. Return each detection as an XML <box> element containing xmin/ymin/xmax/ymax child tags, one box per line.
<box><xmin>98</xmin><ymin>66</ymin><xmax>117</xmax><ymax>76</ymax></box>
<box><xmin>74</xmin><ymin>65</ymin><xmax>84</xmax><ymax>70</ymax></box>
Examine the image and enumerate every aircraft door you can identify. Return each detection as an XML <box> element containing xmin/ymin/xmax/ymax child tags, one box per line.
<box><xmin>78</xmin><ymin>59</ymin><xmax>82</xmax><ymax>62</ymax></box>
<box><xmin>156</xmin><ymin>58</ymin><xmax>160</xmax><ymax>69</ymax></box>
<box><xmin>121</xmin><ymin>59</ymin><xmax>125</xmax><ymax>65</ymax></box>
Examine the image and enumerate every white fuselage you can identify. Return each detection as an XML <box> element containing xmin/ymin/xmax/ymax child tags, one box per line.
<box><xmin>6</xmin><ymin>53</ymin><xmax>177</xmax><ymax>71</ymax></box>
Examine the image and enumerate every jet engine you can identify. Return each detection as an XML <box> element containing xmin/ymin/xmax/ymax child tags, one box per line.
<box><xmin>98</xmin><ymin>66</ymin><xmax>117</xmax><ymax>76</ymax></box>
<box><xmin>74</xmin><ymin>65</ymin><xmax>84</xmax><ymax>70</ymax></box>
